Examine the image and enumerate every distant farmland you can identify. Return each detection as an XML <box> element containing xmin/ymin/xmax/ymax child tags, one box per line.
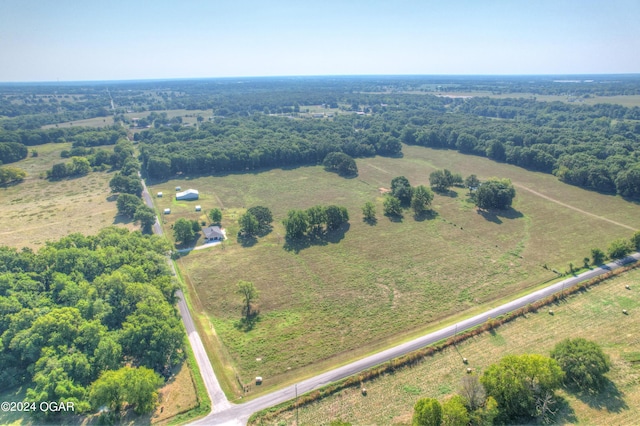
<box><xmin>156</xmin><ymin>145</ymin><xmax>640</xmax><ymax>395</ymax></box>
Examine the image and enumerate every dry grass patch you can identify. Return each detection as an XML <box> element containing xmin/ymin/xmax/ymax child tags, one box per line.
<box><xmin>150</xmin><ymin>362</ymin><xmax>199</xmax><ymax>424</ymax></box>
<box><xmin>0</xmin><ymin>143</ymin><xmax>136</xmax><ymax>250</ymax></box>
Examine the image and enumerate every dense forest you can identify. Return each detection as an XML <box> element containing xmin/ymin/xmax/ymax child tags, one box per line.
<box><xmin>0</xmin><ymin>228</ymin><xmax>184</xmax><ymax>416</ymax></box>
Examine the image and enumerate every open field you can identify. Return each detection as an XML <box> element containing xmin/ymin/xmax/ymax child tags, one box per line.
<box><xmin>42</xmin><ymin>116</ymin><xmax>115</xmax><ymax>129</ymax></box>
<box><xmin>0</xmin><ymin>142</ymin><xmax>136</xmax><ymax>250</ymax></box>
<box><xmin>254</xmin><ymin>266</ymin><xmax>640</xmax><ymax>425</ymax></box>
<box><xmin>150</xmin><ymin>145</ymin><xmax>640</xmax><ymax>395</ymax></box>
<box><xmin>383</xmin><ymin>91</ymin><xmax>640</xmax><ymax>107</ymax></box>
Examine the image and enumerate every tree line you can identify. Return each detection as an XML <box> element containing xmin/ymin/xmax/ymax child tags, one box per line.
<box><xmin>283</xmin><ymin>205</ymin><xmax>349</xmax><ymax>239</ymax></box>
<box><xmin>138</xmin><ymin>114</ymin><xmax>402</xmax><ymax>179</ymax></box>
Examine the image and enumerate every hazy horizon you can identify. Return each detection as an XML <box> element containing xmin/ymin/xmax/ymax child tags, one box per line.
<box><xmin>1</xmin><ymin>0</ymin><xmax>639</xmax><ymax>83</ymax></box>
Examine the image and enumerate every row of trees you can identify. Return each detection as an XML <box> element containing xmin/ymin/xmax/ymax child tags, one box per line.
<box><xmin>283</xmin><ymin>205</ymin><xmax>349</xmax><ymax>239</ymax></box>
<box><xmin>0</xmin><ymin>228</ymin><xmax>184</xmax><ymax>418</ymax></box>
<box><xmin>412</xmin><ymin>338</ymin><xmax>611</xmax><ymax>425</ymax></box>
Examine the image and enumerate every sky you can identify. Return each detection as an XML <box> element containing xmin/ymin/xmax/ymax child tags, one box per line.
<box><xmin>1</xmin><ymin>0</ymin><xmax>639</xmax><ymax>82</ymax></box>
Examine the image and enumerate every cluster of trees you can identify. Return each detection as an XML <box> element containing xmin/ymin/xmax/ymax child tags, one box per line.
<box><xmin>323</xmin><ymin>152</ymin><xmax>358</xmax><ymax>177</ymax></box>
<box><xmin>589</xmin><ymin>230</ymin><xmax>640</xmax><ymax>266</ymax></box>
<box><xmin>0</xmin><ymin>141</ymin><xmax>28</xmax><ymax>164</ymax></box>
<box><xmin>283</xmin><ymin>205</ymin><xmax>349</xmax><ymax>239</ymax></box>
<box><xmin>238</xmin><ymin>206</ymin><xmax>273</xmax><ymax>237</ymax></box>
<box><xmin>0</xmin><ymin>228</ymin><xmax>184</xmax><ymax>418</ymax></box>
<box><xmin>108</xmin><ymin>140</ymin><xmax>142</xmax><ymax>196</ymax></box>
<box><xmin>0</xmin><ymin>166</ymin><xmax>26</xmax><ymax>185</ymax></box>
<box><xmin>108</xmin><ymin>142</ymin><xmax>156</xmax><ymax>233</ymax></box>
<box><xmin>383</xmin><ymin>176</ymin><xmax>435</xmax><ymax>218</ymax></box>
<box><xmin>474</xmin><ymin>178</ymin><xmax>516</xmax><ymax>210</ymax></box>
<box><xmin>429</xmin><ymin>169</ymin><xmax>464</xmax><ymax>192</ymax></box>
<box><xmin>172</xmin><ymin>218</ymin><xmax>201</xmax><ymax>245</ymax></box>
<box><xmin>46</xmin><ymin>138</ymin><xmax>135</xmax><ymax>182</ymax></box>
<box><xmin>115</xmin><ymin>193</ymin><xmax>156</xmax><ymax>233</ymax></box>
<box><xmin>46</xmin><ymin>156</ymin><xmax>91</xmax><ymax>179</ymax></box>
<box><xmin>412</xmin><ymin>338</ymin><xmax>611</xmax><ymax>425</ymax></box>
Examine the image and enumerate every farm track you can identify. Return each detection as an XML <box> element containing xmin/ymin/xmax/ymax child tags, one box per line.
<box><xmin>515</xmin><ymin>184</ymin><xmax>638</xmax><ymax>231</ymax></box>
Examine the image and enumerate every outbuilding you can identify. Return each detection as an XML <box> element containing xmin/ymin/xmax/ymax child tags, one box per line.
<box><xmin>175</xmin><ymin>186</ymin><xmax>181</xmax><ymax>191</ymax></box>
<box><xmin>163</xmin><ymin>208</ymin><xmax>171</xmax><ymax>214</ymax></box>
<box><xmin>176</xmin><ymin>189</ymin><xmax>199</xmax><ymax>201</ymax></box>
<box><xmin>195</xmin><ymin>205</ymin><xmax>202</xmax><ymax>212</ymax></box>
<box><xmin>157</xmin><ymin>192</ymin><xmax>163</xmax><ymax>197</ymax></box>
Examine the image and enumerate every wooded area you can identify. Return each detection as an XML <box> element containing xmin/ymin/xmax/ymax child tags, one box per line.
<box><xmin>0</xmin><ymin>228</ymin><xmax>184</xmax><ymax>417</ymax></box>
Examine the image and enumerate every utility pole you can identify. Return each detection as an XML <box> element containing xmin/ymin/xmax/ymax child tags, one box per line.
<box><xmin>295</xmin><ymin>384</ymin><xmax>299</xmax><ymax>425</ymax></box>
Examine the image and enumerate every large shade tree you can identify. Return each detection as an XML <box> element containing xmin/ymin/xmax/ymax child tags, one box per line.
<box><xmin>551</xmin><ymin>338</ymin><xmax>611</xmax><ymax>391</ymax></box>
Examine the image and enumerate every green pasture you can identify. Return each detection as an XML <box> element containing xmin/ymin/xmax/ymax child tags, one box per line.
<box><xmin>253</xmin><ymin>267</ymin><xmax>640</xmax><ymax>425</ymax></box>
<box><xmin>152</xmin><ymin>145</ymin><xmax>640</xmax><ymax>395</ymax></box>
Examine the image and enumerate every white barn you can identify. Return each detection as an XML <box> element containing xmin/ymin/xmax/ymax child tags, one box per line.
<box><xmin>176</xmin><ymin>189</ymin><xmax>199</xmax><ymax>201</ymax></box>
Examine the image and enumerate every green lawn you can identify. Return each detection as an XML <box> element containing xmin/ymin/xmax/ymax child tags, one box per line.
<box><xmin>151</xmin><ymin>145</ymin><xmax>640</xmax><ymax>396</ymax></box>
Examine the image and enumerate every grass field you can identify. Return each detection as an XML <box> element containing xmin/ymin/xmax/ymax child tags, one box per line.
<box><xmin>389</xmin><ymin>91</ymin><xmax>640</xmax><ymax>107</ymax></box>
<box><xmin>253</xmin><ymin>266</ymin><xmax>640</xmax><ymax>425</ymax></box>
<box><xmin>42</xmin><ymin>116</ymin><xmax>115</xmax><ymax>129</ymax></box>
<box><xmin>0</xmin><ymin>142</ymin><xmax>139</xmax><ymax>250</ymax></box>
<box><xmin>150</xmin><ymin>145</ymin><xmax>640</xmax><ymax>396</ymax></box>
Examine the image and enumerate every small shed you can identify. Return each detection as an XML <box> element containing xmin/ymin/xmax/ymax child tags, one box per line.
<box><xmin>157</xmin><ymin>192</ymin><xmax>163</xmax><ymax>197</ymax></box>
<box><xmin>195</xmin><ymin>205</ymin><xmax>202</xmax><ymax>212</ymax></box>
<box><xmin>163</xmin><ymin>208</ymin><xmax>171</xmax><ymax>215</ymax></box>
<box><xmin>175</xmin><ymin>186</ymin><xmax>181</xmax><ymax>191</ymax></box>
<box><xmin>255</xmin><ymin>377</ymin><xmax>262</xmax><ymax>385</ymax></box>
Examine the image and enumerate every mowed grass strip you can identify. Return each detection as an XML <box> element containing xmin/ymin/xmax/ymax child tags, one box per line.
<box><xmin>157</xmin><ymin>146</ymin><xmax>640</xmax><ymax>393</ymax></box>
<box><xmin>254</xmin><ymin>267</ymin><xmax>640</xmax><ymax>425</ymax></box>
<box><xmin>0</xmin><ymin>142</ymin><xmax>135</xmax><ymax>250</ymax></box>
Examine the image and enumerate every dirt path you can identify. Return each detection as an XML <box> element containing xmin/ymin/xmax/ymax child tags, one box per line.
<box><xmin>366</xmin><ymin>163</ymin><xmax>391</xmax><ymax>174</ymax></box>
<box><xmin>515</xmin><ymin>184</ymin><xmax>637</xmax><ymax>231</ymax></box>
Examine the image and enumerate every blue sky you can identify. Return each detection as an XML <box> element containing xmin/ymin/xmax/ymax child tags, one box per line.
<box><xmin>1</xmin><ymin>0</ymin><xmax>639</xmax><ymax>82</ymax></box>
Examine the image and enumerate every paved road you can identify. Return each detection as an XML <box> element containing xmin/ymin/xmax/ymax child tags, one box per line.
<box><xmin>139</xmin><ymin>173</ymin><xmax>162</xmax><ymax>235</ymax></box>
<box><xmin>192</xmin><ymin>252</ymin><xmax>640</xmax><ymax>425</ymax></box>
<box><xmin>139</xmin><ymin>174</ymin><xmax>230</xmax><ymax>416</ymax></box>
